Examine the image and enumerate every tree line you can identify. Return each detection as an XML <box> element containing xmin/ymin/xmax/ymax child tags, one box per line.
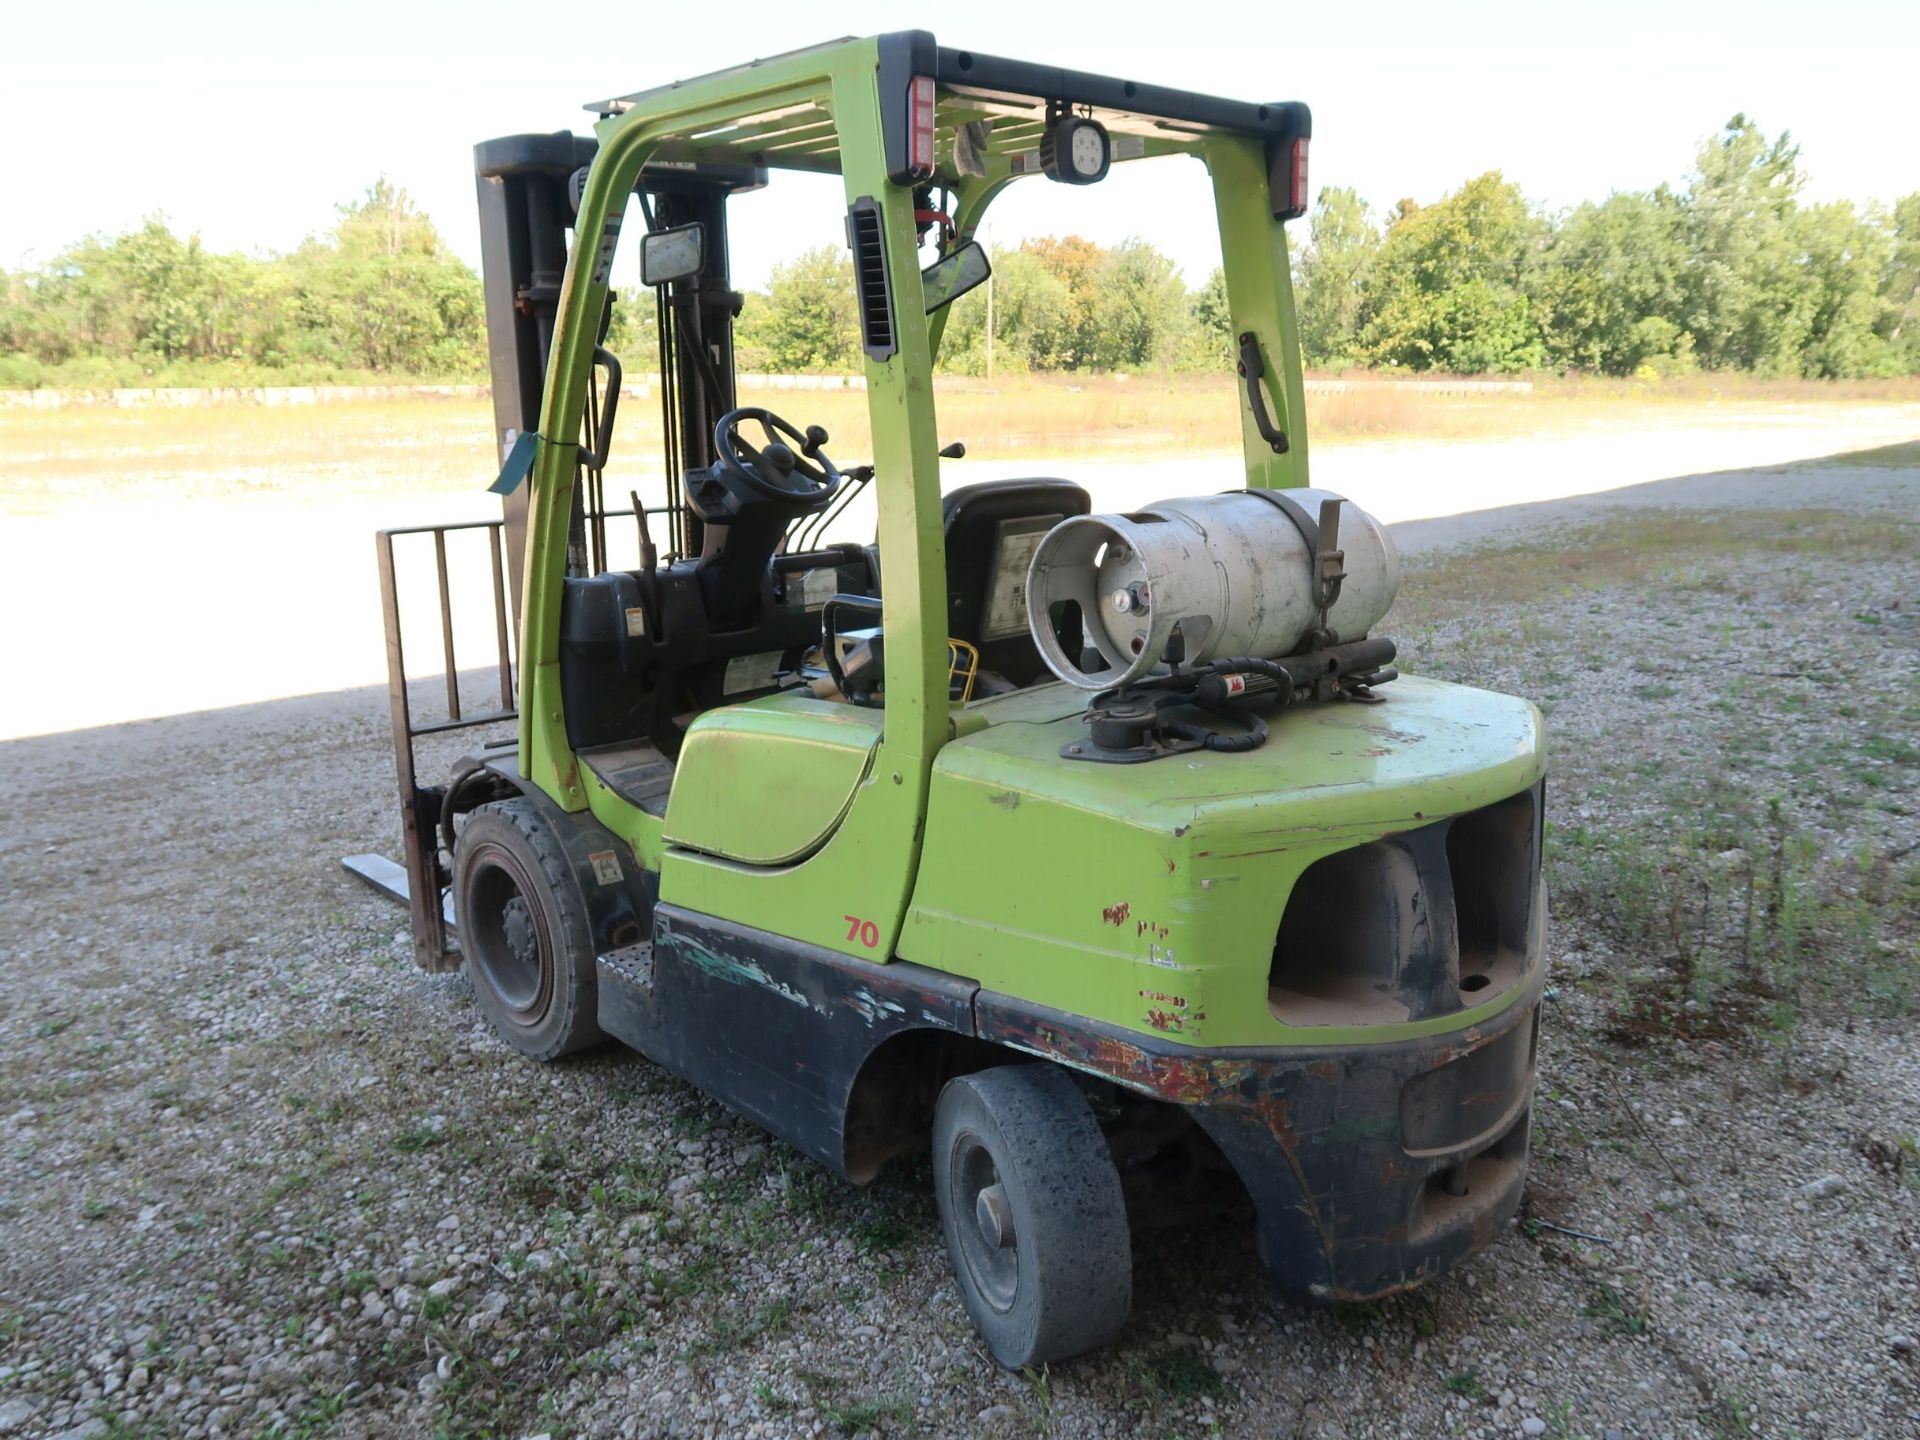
<box><xmin>4</xmin><ymin>116</ymin><xmax>1917</xmax><ymax>388</ymax></box>
<box><xmin>1295</xmin><ymin>116</ymin><xmax>1920</xmax><ymax>377</ymax></box>
<box><xmin>0</xmin><ymin>181</ymin><xmax>486</xmax><ymax>388</ymax></box>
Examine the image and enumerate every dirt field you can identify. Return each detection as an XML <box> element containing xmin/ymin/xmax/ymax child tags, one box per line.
<box><xmin>5</xmin><ymin>396</ymin><xmax>1920</xmax><ymax>741</ymax></box>
<box><xmin>1</xmin><ymin>421</ymin><xmax>1917</xmax><ymax>1439</ymax></box>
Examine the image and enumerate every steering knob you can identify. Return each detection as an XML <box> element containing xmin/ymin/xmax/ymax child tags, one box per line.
<box><xmin>803</xmin><ymin>424</ymin><xmax>829</xmax><ymax>457</ymax></box>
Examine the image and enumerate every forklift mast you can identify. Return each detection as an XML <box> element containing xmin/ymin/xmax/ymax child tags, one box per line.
<box><xmin>473</xmin><ymin>133</ymin><xmax>763</xmax><ymax>618</ymax></box>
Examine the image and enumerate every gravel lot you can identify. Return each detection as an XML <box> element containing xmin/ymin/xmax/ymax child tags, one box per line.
<box><xmin>2</xmin><ymin>441</ymin><xmax>1917</xmax><ymax>1440</ymax></box>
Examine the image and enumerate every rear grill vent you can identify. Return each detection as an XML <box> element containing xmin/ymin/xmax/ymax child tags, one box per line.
<box><xmin>845</xmin><ymin>197</ymin><xmax>897</xmax><ymax>361</ymax></box>
<box><xmin>1269</xmin><ymin>783</ymin><xmax>1541</xmax><ymax>1025</ymax></box>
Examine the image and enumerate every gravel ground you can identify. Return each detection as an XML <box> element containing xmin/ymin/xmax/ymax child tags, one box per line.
<box><xmin>2</xmin><ymin>448</ymin><xmax>1917</xmax><ymax>1440</ymax></box>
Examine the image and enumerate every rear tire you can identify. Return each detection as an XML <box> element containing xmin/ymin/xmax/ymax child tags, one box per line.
<box><xmin>932</xmin><ymin>1064</ymin><xmax>1132</xmax><ymax>1367</ymax></box>
<box><xmin>451</xmin><ymin>800</ymin><xmax>603</xmax><ymax>1060</ymax></box>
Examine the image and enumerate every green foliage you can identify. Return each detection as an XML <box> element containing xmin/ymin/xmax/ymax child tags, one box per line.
<box><xmin>737</xmin><ymin>245</ymin><xmax>860</xmax><ymax>372</ymax></box>
<box><xmin>1793</xmin><ymin>199</ymin><xmax>1899</xmax><ymax>378</ymax></box>
<box><xmin>5</xmin><ymin>119</ymin><xmax>1919</xmax><ymax>388</ymax></box>
<box><xmin>1302</xmin><ymin>115</ymin><xmax>1920</xmax><ymax>379</ymax></box>
<box><xmin>1356</xmin><ymin>173</ymin><xmax>1546</xmax><ymax>373</ymax></box>
<box><xmin>935</xmin><ymin>244</ymin><xmax>1074</xmax><ymax>373</ymax></box>
<box><xmin>1190</xmin><ymin>264</ymin><xmax>1234</xmax><ymax>367</ymax></box>
<box><xmin>1529</xmin><ymin>192</ymin><xmax>1691</xmax><ymax>374</ymax></box>
<box><xmin>1678</xmin><ymin>115</ymin><xmax>1807</xmax><ymax>374</ymax></box>
<box><xmin>937</xmin><ymin>235</ymin><xmax>1209</xmax><ymax>375</ymax></box>
<box><xmin>1140</xmin><ymin>1345</ymin><xmax>1225</xmax><ymax>1400</ymax></box>
<box><xmin>1296</xmin><ymin>186</ymin><xmax>1381</xmax><ymax>367</ymax></box>
<box><xmin>1885</xmin><ymin>194</ymin><xmax>1920</xmax><ymax>370</ymax></box>
<box><xmin>1086</xmin><ymin>238</ymin><xmax>1195</xmax><ymax>369</ymax></box>
<box><xmin>0</xmin><ymin>179</ymin><xmax>484</xmax><ymax>385</ymax></box>
<box><xmin>1581</xmin><ymin>1283</ymin><xmax>1652</xmax><ymax>1336</ymax></box>
<box><xmin>285</xmin><ymin>180</ymin><xmax>485</xmax><ymax>374</ymax></box>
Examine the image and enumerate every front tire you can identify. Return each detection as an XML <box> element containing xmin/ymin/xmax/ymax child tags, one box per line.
<box><xmin>932</xmin><ymin>1064</ymin><xmax>1132</xmax><ymax>1367</ymax></box>
<box><xmin>451</xmin><ymin>800</ymin><xmax>602</xmax><ymax>1060</ymax></box>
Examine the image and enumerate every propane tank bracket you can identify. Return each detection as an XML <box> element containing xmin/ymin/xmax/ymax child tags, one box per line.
<box><xmin>1242</xmin><ymin>489</ymin><xmax>1347</xmax><ymax>645</ymax></box>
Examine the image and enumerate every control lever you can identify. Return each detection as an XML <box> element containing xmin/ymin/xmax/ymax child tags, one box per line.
<box><xmin>940</xmin><ymin>440</ymin><xmax>966</xmax><ymax>459</ymax></box>
<box><xmin>629</xmin><ymin>490</ymin><xmax>657</xmax><ymax>577</ymax></box>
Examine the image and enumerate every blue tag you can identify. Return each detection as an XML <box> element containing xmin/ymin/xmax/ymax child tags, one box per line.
<box><xmin>490</xmin><ymin>431</ymin><xmax>538</xmax><ymax>495</ymax></box>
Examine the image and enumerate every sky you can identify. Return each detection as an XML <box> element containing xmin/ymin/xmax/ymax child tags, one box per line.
<box><xmin>5</xmin><ymin>0</ymin><xmax>1918</xmax><ymax>291</ymax></box>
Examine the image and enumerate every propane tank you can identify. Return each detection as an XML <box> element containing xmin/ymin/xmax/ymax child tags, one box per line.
<box><xmin>1026</xmin><ymin>489</ymin><xmax>1400</xmax><ymax>689</ymax></box>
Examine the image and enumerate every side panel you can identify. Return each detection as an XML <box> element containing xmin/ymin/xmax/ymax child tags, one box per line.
<box><xmin>661</xmin><ymin>696</ymin><xmax>883</xmax><ymax>865</ymax></box>
<box><xmin>598</xmin><ymin>905</ymin><xmax>978</xmax><ymax>1174</ymax></box>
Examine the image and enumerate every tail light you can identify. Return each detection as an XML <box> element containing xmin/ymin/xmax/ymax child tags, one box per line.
<box><xmin>1269</xmin><ymin>132</ymin><xmax>1311</xmax><ymax>222</ymax></box>
<box><xmin>907</xmin><ymin>75</ymin><xmax>938</xmax><ymax>181</ymax></box>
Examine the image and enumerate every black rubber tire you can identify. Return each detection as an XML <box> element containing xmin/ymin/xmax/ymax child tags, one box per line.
<box><xmin>932</xmin><ymin>1064</ymin><xmax>1133</xmax><ymax>1367</ymax></box>
<box><xmin>451</xmin><ymin>799</ymin><xmax>603</xmax><ymax>1060</ymax></box>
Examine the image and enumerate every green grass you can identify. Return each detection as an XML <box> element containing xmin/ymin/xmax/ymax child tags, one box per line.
<box><xmin>1581</xmin><ymin>1283</ymin><xmax>1652</xmax><ymax>1337</ymax></box>
<box><xmin>1141</xmin><ymin>1345</ymin><xmax>1225</xmax><ymax>1401</ymax></box>
<box><xmin>1825</xmin><ymin>440</ymin><xmax>1920</xmax><ymax>468</ymax></box>
<box><xmin>693</xmin><ymin>1298</ymin><xmax>793</xmax><ymax>1354</ymax></box>
<box><xmin>1401</xmin><ymin>509</ymin><xmax>1920</xmax><ymax>616</ymax></box>
<box><xmin>1404</xmin><ymin>507</ymin><xmax>1920</xmax><ymax>1051</ymax></box>
<box><xmin>822</xmin><ymin>1393</ymin><xmax>915</xmax><ymax>1437</ymax></box>
<box><xmin>390</xmin><ymin>1123</ymin><xmax>449</xmax><ymax>1153</ymax></box>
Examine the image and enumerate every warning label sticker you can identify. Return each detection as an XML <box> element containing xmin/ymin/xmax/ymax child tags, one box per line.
<box><xmin>587</xmin><ymin>850</ymin><xmax>623</xmax><ymax>887</ymax></box>
<box><xmin>796</xmin><ymin>568</ymin><xmax>838</xmax><ymax>611</ymax></box>
<box><xmin>723</xmin><ymin>650</ymin><xmax>783</xmax><ymax>695</ymax></box>
<box><xmin>589</xmin><ymin>214</ymin><xmax>623</xmax><ymax>286</ymax></box>
<box><xmin>981</xmin><ymin>516</ymin><xmax>1054</xmax><ymax>641</ymax></box>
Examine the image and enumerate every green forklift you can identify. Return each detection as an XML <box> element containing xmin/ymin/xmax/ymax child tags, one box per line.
<box><xmin>348</xmin><ymin>32</ymin><xmax>1547</xmax><ymax>1368</ymax></box>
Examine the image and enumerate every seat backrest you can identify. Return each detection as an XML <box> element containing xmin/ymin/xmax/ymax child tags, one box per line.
<box><xmin>942</xmin><ymin>479</ymin><xmax>1091</xmax><ymax>687</ymax></box>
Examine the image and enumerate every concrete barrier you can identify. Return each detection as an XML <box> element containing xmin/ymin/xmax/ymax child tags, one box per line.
<box><xmin>0</xmin><ymin>374</ymin><xmax>1531</xmax><ymax>410</ymax></box>
<box><xmin>1304</xmin><ymin>378</ymin><xmax>1534</xmax><ymax>396</ymax></box>
<box><xmin>0</xmin><ymin>383</ymin><xmax>493</xmax><ymax>411</ymax></box>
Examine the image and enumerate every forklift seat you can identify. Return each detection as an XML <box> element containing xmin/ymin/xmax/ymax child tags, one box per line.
<box><xmin>942</xmin><ymin>479</ymin><xmax>1090</xmax><ymax>688</ymax></box>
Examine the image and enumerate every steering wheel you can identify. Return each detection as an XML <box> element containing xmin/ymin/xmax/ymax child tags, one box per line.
<box><xmin>714</xmin><ymin>407</ymin><xmax>843</xmax><ymax>505</ymax></box>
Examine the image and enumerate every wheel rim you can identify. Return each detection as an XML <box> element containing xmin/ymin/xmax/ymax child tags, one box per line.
<box><xmin>948</xmin><ymin>1128</ymin><xmax>1020</xmax><ymax>1315</ymax></box>
<box><xmin>464</xmin><ymin>849</ymin><xmax>554</xmax><ymax>1023</ymax></box>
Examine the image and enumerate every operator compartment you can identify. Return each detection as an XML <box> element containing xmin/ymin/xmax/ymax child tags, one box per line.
<box><xmin>558</xmin><ymin>403</ymin><xmax>880</xmax><ymax>798</ymax></box>
<box><xmin>558</xmin><ymin>541</ymin><xmax>878</xmax><ymax>767</ymax></box>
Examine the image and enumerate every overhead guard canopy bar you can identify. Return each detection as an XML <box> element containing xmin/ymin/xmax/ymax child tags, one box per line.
<box><xmin>587</xmin><ymin>32</ymin><xmax>1309</xmax><ymax>149</ymax></box>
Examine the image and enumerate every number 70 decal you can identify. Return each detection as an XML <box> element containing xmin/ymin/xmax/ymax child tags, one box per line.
<box><xmin>844</xmin><ymin>914</ymin><xmax>880</xmax><ymax>949</ymax></box>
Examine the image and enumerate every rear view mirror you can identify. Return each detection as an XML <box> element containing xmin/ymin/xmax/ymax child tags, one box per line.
<box><xmin>641</xmin><ymin>223</ymin><xmax>705</xmax><ymax>286</ymax></box>
<box><xmin>921</xmin><ymin>240</ymin><xmax>991</xmax><ymax>314</ymax></box>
